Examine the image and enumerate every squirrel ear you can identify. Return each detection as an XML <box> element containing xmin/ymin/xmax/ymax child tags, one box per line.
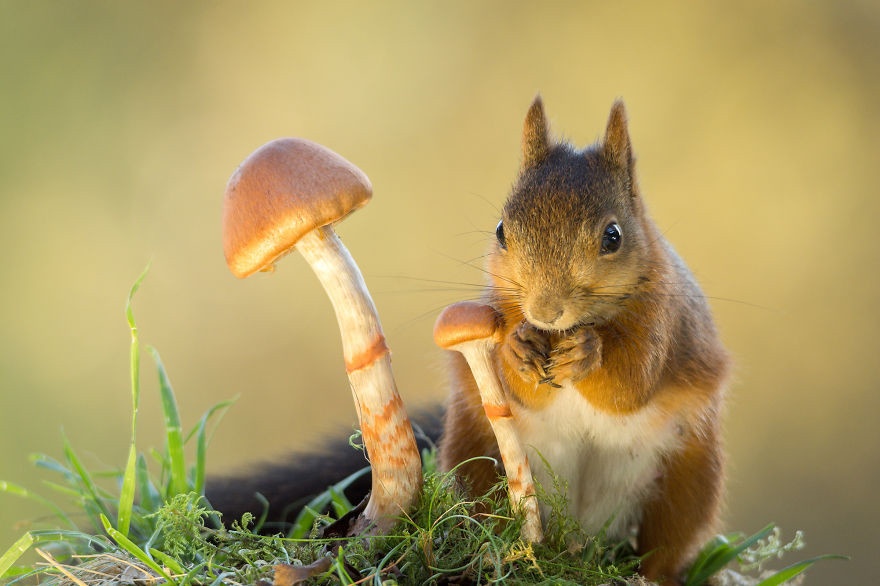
<box><xmin>522</xmin><ymin>95</ymin><xmax>551</xmax><ymax>169</ymax></box>
<box><xmin>602</xmin><ymin>100</ymin><xmax>632</xmax><ymax>169</ymax></box>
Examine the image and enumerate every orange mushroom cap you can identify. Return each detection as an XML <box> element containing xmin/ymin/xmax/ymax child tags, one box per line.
<box><xmin>433</xmin><ymin>301</ymin><xmax>502</xmax><ymax>349</ymax></box>
<box><xmin>222</xmin><ymin>138</ymin><xmax>372</xmax><ymax>278</ymax></box>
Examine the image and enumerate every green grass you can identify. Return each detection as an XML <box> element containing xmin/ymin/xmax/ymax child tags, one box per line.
<box><xmin>0</xmin><ymin>271</ymin><xmax>844</xmax><ymax>585</ymax></box>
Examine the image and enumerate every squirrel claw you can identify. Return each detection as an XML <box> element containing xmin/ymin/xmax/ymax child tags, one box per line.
<box><xmin>547</xmin><ymin>327</ymin><xmax>602</xmax><ymax>383</ymax></box>
<box><xmin>502</xmin><ymin>320</ymin><xmax>554</xmax><ymax>385</ymax></box>
<box><xmin>539</xmin><ymin>377</ymin><xmax>563</xmax><ymax>389</ymax></box>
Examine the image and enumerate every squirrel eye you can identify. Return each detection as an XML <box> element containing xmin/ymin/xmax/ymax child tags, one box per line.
<box><xmin>495</xmin><ymin>220</ymin><xmax>507</xmax><ymax>250</ymax></box>
<box><xmin>600</xmin><ymin>222</ymin><xmax>622</xmax><ymax>255</ymax></box>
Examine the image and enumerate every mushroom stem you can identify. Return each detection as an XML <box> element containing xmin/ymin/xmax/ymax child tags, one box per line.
<box><xmin>296</xmin><ymin>226</ymin><xmax>422</xmax><ymax>532</ymax></box>
<box><xmin>434</xmin><ymin>302</ymin><xmax>543</xmax><ymax>543</ymax></box>
<box><xmin>456</xmin><ymin>342</ymin><xmax>543</xmax><ymax>543</ymax></box>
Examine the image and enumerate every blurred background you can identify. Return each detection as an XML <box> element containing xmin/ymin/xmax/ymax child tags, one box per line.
<box><xmin>1</xmin><ymin>2</ymin><xmax>877</xmax><ymax>583</ymax></box>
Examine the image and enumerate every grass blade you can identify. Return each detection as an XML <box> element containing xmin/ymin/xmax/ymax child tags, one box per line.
<box><xmin>0</xmin><ymin>481</ymin><xmax>75</xmax><ymax>529</ymax></box>
<box><xmin>150</xmin><ymin>547</ymin><xmax>187</xmax><ymax>576</ymax></box>
<box><xmin>188</xmin><ymin>399</ymin><xmax>235</xmax><ymax>496</ymax></box>
<box><xmin>119</xmin><ymin>263</ymin><xmax>150</xmax><ymax>537</ymax></box>
<box><xmin>29</xmin><ymin>453</ymin><xmax>75</xmax><ymax>480</ymax></box>
<box><xmin>193</xmin><ymin>417</ymin><xmax>208</xmax><ymax>497</ymax></box>
<box><xmin>288</xmin><ymin>466</ymin><xmax>370</xmax><ymax>539</ymax></box>
<box><xmin>0</xmin><ymin>530</ymin><xmax>108</xmax><ymax>579</ymax></box>
<box><xmin>0</xmin><ymin>532</ymin><xmax>34</xmax><ymax>578</ymax></box>
<box><xmin>39</xmin><ymin>480</ymin><xmax>83</xmax><ymax>500</ymax></box>
<box><xmin>62</xmin><ymin>436</ymin><xmax>113</xmax><ymax>526</ymax></box>
<box><xmin>755</xmin><ymin>554</ymin><xmax>849</xmax><ymax>586</ymax></box>
<box><xmin>178</xmin><ymin>561</ymin><xmax>208</xmax><ymax>586</ymax></box>
<box><xmin>184</xmin><ymin>398</ymin><xmax>237</xmax><ymax>445</ymax></box>
<box><xmin>686</xmin><ymin>524</ymin><xmax>776</xmax><ymax>586</ymax></box>
<box><xmin>328</xmin><ymin>486</ymin><xmax>353</xmax><ymax>518</ymax></box>
<box><xmin>100</xmin><ymin>514</ymin><xmax>174</xmax><ymax>583</ymax></box>
<box><xmin>149</xmin><ymin>346</ymin><xmax>188</xmax><ymax>497</ymax></box>
<box><xmin>136</xmin><ymin>452</ymin><xmax>160</xmax><ymax>514</ymax></box>
<box><xmin>117</xmin><ymin>445</ymin><xmax>138</xmax><ymax>538</ymax></box>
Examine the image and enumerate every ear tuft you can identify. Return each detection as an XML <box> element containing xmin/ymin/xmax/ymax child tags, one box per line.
<box><xmin>522</xmin><ymin>95</ymin><xmax>551</xmax><ymax>169</ymax></box>
<box><xmin>602</xmin><ymin>100</ymin><xmax>632</xmax><ymax>169</ymax></box>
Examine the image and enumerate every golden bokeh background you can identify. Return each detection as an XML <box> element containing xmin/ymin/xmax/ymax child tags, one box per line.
<box><xmin>1</xmin><ymin>2</ymin><xmax>877</xmax><ymax>582</ymax></box>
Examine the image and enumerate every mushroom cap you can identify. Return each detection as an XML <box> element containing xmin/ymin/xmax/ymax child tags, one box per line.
<box><xmin>433</xmin><ymin>301</ymin><xmax>502</xmax><ymax>349</ymax></box>
<box><xmin>222</xmin><ymin>137</ymin><xmax>372</xmax><ymax>278</ymax></box>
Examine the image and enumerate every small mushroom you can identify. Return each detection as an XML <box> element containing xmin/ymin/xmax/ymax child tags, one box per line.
<box><xmin>433</xmin><ymin>301</ymin><xmax>543</xmax><ymax>543</ymax></box>
<box><xmin>222</xmin><ymin>137</ymin><xmax>422</xmax><ymax>533</ymax></box>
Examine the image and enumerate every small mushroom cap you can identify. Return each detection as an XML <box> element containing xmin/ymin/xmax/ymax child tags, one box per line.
<box><xmin>433</xmin><ymin>301</ymin><xmax>502</xmax><ymax>349</ymax></box>
<box><xmin>222</xmin><ymin>137</ymin><xmax>372</xmax><ymax>278</ymax></box>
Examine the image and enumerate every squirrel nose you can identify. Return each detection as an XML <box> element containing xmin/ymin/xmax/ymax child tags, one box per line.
<box><xmin>525</xmin><ymin>305</ymin><xmax>563</xmax><ymax>328</ymax></box>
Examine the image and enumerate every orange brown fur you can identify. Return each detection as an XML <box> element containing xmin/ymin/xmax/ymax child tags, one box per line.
<box><xmin>438</xmin><ymin>97</ymin><xmax>730</xmax><ymax>585</ymax></box>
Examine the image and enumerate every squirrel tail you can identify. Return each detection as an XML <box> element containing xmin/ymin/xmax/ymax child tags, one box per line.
<box><xmin>204</xmin><ymin>406</ymin><xmax>444</xmax><ymax>532</ymax></box>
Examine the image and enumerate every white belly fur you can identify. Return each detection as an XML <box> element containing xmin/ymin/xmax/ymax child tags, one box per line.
<box><xmin>510</xmin><ymin>384</ymin><xmax>682</xmax><ymax>539</ymax></box>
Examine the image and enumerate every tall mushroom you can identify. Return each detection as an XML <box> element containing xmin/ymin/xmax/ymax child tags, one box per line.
<box><xmin>433</xmin><ymin>301</ymin><xmax>543</xmax><ymax>543</ymax></box>
<box><xmin>222</xmin><ymin>137</ymin><xmax>422</xmax><ymax>533</ymax></box>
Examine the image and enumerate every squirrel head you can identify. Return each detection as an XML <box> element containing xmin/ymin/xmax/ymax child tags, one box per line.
<box><xmin>488</xmin><ymin>96</ymin><xmax>656</xmax><ymax>332</ymax></box>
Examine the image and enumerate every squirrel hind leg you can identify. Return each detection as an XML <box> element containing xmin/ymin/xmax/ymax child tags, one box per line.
<box><xmin>637</xmin><ymin>426</ymin><xmax>724</xmax><ymax>585</ymax></box>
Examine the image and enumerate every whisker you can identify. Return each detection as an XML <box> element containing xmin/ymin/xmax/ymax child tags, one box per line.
<box><xmin>373</xmin><ymin>274</ymin><xmax>487</xmax><ymax>289</ymax></box>
<box><xmin>389</xmin><ymin>294</ymin><xmax>493</xmax><ymax>334</ymax></box>
<box><xmin>463</xmin><ymin>191</ymin><xmax>503</xmax><ymax>215</ymax></box>
<box><xmin>468</xmin><ymin>264</ymin><xmax>523</xmax><ymax>289</ymax></box>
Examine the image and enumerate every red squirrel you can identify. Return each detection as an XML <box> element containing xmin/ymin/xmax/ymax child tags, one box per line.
<box><xmin>208</xmin><ymin>97</ymin><xmax>730</xmax><ymax>585</ymax></box>
<box><xmin>438</xmin><ymin>97</ymin><xmax>730</xmax><ymax>584</ymax></box>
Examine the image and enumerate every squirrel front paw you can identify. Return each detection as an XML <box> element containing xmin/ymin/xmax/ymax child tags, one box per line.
<box><xmin>500</xmin><ymin>320</ymin><xmax>554</xmax><ymax>385</ymax></box>
<box><xmin>546</xmin><ymin>327</ymin><xmax>602</xmax><ymax>384</ymax></box>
